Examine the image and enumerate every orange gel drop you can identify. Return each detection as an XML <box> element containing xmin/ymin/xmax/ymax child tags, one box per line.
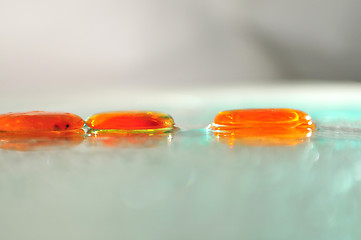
<box><xmin>210</xmin><ymin>108</ymin><xmax>315</xmax><ymax>131</ymax></box>
<box><xmin>86</xmin><ymin>111</ymin><xmax>175</xmax><ymax>133</ymax></box>
<box><xmin>0</xmin><ymin>111</ymin><xmax>85</xmax><ymax>132</ymax></box>
<box><xmin>209</xmin><ymin>108</ymin><xmax>315</xmax><ymax>146</ymax></box>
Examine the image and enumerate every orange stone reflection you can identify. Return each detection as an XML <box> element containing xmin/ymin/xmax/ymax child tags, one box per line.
<box><xmin>0</xmin><ymin>130</ymin><xmax>85</xmax><ymax>151</ymax></box>
<box><xmin>0</xmin><ymin>111</ymin><xmax>85</xmax><ymax>132</ymax></box>
<box><xmin>209</xmin><ymin>108</ymin><xmax>315</xmax><ymax>146</ymax></box>
<box><xmin>213</xmin><ymin>128</ymin><xmax>313</xmax><ymax>146</ymax></box>
<box><xmin>86</xmin><ymin>111</ymin><xmax>175</xmax><ymax>133</ymax></box>
<box><xmin>87</xmin><ymin>131</ymin><xmax>172</xmax><ymax>148</ymax></box>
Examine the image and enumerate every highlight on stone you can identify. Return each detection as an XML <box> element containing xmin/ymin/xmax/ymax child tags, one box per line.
<box><xmin>0</xmin><ymin>111</ymin><xmax>85</xmax><ymax>132</ymax></box>
<box><xmin>86</xmin><ymin>111</ymin><xmax>176</xmax><ymax>133</ymax></box>
<box><xmin>209</xmin><ymin>108</ymin><xmax>316</xmax><ymax>146</ymax></box>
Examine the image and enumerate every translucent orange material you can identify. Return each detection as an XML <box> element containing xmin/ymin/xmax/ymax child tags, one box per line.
<box><xmin>86</xmin><ymin>111</ymin><xmax>175</xmax><ymax>133</ymax></box>
<box><xmin>210</xmin><ymin>108</ymin><xmax>315</xmax><ymax>131</ymax></box>
<box><xmin>0</xmin><ymin>111</ymin><xmax>85</xmax><ymax>132</ymax></box>
<box><xmin>209</xmin><ymin>108</ymin><xmax>316</xmax><ymax>146</ymax></box>
<box><xmin>0</xmin><ymin>130</ymin><xmax>85</xmax><ymax>151</ymax></box>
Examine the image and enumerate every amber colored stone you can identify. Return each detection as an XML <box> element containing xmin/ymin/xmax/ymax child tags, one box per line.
<box><xmin>210</xmin><ymin>108</ymin><xmax>315</xmax><ymax>131</ymax></box>
<box><xmin>0</xmin><ymin>111</ymin><xmax>85</xmax><ymax>132</ymax></box>
<box><xmin>86</xmin><ymin>111</ymin><xmax>175</xmax><ymax>132</ymax></box>
<box><xmin>209</xmin><ymin>108</ymin><xmax>315</xmax><ymax>146</ymax></box>
<box><xmin>0</xmin><ymin>130</ymin><xmax>85</xmax><ymax>151</ymax></box>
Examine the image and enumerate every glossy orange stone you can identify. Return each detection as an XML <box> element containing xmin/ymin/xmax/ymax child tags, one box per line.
<box><xmin>0</xmin><ymin>111</ymin><xmax>84</xmax><ymax>132</ymax></box>
<box><xmin>209</xmin><ymin>108</ymin><xmax>315</xmax><ymax>146</ymax></box>
<box><xmin>86</xmin><ymin>111</ymin><xmax>175</xmax><ymax>132</ymax></box>
<box><xmin>210</xmin><ymin>108</ymin><xmax>315</xmax><ymax>131</ymax></box>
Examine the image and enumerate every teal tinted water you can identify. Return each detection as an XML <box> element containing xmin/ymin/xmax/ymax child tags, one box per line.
<box><xmin>1</xmin><ymin>127</ymin><xmax>361</xmax><ymax>240</ymax></box>
<box><xmin>1</xmin><ymin>84</ymin><xmax>361</xmax><ymax>240</ymax></box>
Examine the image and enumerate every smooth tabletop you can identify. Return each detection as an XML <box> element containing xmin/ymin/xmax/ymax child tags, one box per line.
<box><xmin>1</xmin><ymin>83</ymin><xmax>361</xmax><ymax>240</ymax></box>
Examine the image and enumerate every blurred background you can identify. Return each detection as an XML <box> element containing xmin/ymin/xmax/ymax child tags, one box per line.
<box><xmin>1</xmin><ymin>0</ymin><xmax>361</xmax><ymax>92</ymax></box>
<box><xmin>1</xmin><ymin>0</ymin><xmax>361</xmax><ymax>116</ymax></box>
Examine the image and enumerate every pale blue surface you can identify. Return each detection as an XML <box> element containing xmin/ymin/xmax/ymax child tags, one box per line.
<box><xmin>1</xmin><ymin>84</ymin><xmax>361</xmax><ymax>240</ymax></box>
<box><xmin>1</xmin><ymin>126</ymin><xmax>361</xmax><ymax>240</ymax></box>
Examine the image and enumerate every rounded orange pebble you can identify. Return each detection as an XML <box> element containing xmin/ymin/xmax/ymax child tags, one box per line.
<box><xmin>0</xmin><ymin>111</ymin><xmax>85</xmax><ymax>132</ymax></box>
<box><xmin>86</xmin><ymin>111</ymin><xmax>175</xmax><ymax>132</ymax></box>
<box><xmin>209</xmin><ymin>108</ymin><xmax>315</xmax><ymax>146</ymax></box>
<box><xmin>210</xmin><ymin>108</ymin><xmax>315</xmax><ymax>132</ymax></box>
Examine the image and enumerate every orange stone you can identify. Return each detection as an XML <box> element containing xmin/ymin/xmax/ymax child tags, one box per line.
<box><xmin>209</xmin><ymin>108</ymin><xmax>315</xmax><ymax>146</ymax></box>
<box><xmin>0</xmin><ymin>111</ymin><xmax>85</xmax><ymax>132</ymax></box>
<box><xmin>210</xmin><ymin>108</ymin><xmax>315</xmax><ymax>131</ymax></box>
<box><xmin>86</xmin><ymin>111</ymin><xmax>175</xmax><ymax>132</ymax></box>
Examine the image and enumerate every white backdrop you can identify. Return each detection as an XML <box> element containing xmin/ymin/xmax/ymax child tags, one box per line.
<box><xmin>1</xmin><ymin>0</ymin><xmax>360</xmax><ymax>97</ymax></box>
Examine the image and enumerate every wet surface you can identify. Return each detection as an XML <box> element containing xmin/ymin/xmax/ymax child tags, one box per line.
<box><xmin>1</xmin><ymin>122</ymin><xmax>361</xmax><ymax>240</ymax></box>
<box><xmin>1</xmin><ymin>84</ymin><xmax>361</xmax><ymax>240</ymax></box>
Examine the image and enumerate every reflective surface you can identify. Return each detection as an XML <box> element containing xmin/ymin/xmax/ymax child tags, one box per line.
<box><xmin>0</xmin><ymin>130</ymin><xmax>85</xmax><ymax>151</ymax></box>
<box><xmin>1</xmin><ymin>84</ymin><xmax>361</xmax><ymax>240</ymax></box>
<box><xmin>1</xmin><ymin>126</ymin><xmax>361</xmax><ymax>240</ymax></box>
<box><xmin>87</xmin><ymin>131</ymin><xmax>173</xmax><ymax>148</ymax></box>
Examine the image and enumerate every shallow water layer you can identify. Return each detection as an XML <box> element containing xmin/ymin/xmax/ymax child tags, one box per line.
<box><xmin>1</xmin><ymin>84</ymin><xmax>361</xmax><ymax>240</ymax></box>
<box><xmin>1</xmin><ymin>126</ymin><xmax>361</xmax><ymax>240</ymax></box>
